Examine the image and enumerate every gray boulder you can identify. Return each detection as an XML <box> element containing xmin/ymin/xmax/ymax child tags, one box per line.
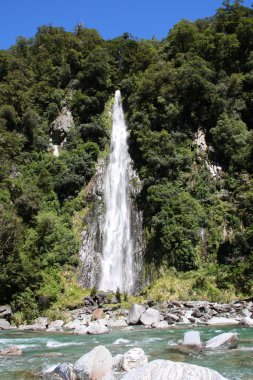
<box><xmin>44</xmin><ymin>363</ymin><xmax>75</xmax><ymax>380</ymax></box>
<box><xmin>127</xmin><ymin>304</ymin><xmax>145</xmax><ymax>325</ymax></box>
<box><xmin>205</xmin><ymin>333</ymin><xmax>238</xmax><ymax>350</ymax></box>
<box><xmin>87</xmin><ymin>321</ymin><xmax>109</xmax><ymax>335</ymax></box>
<box><xmin>165</xmin><ymin>313</ymin><xmax>180</xmax><ymax>324</ymax></box>
<box><xmin>140</xmin><ymin>308</ymin><xmax>160</xmax><ymax>326</ymax></box>
<box><xmin>240</xmin><ymin>317</ymin><xmax>253</xmax><ymax>327</ymax></box>
<box><xmin>0</xmin><ymin>318</ymin><xmax>10</xmax><ymax>330</ymax></box>
<box><xmin>0</xmin><ymin>305</ymin><xmax>12</xmax><ymax>320</ymax></box>
<box><xmin>120</xmin><ymin>359</ymin><xmax>228</xmax><ymax>380</ymax></box>
<box><xmin>122</xmin><ymin>348</ymin><xmax>148</xmax><ymax>372</ymax></box>
<box><xmin>74</xmin><ymin>345</ymin><xmax>113</xmax><ymax>380</ymax></box>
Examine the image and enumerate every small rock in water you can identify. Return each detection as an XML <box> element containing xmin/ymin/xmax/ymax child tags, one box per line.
<box><xmin>180</xmin><ymin>331</ymin><xmax>202</xmax><ymax>351</ymax></box>
<box><xmin>122</xmin><ymin>348</ymin><xmax>148</xmax><ymax>372</ymax></box>
<box><xmin>122</xmin><ymin>326</ymin><xmax>134</xmax><ymax>331</ymax></box>
<box><xmin>0</xmin><ymin>346</ymin><xmax>22</xmax><ymax>356</ymax></box>
<box><xmin>35</xmin><ymin>352</ymin><xmax>64</xmax><ymax>358</ymax></box>
<box><xmin>205</xmin><ymin>333</ymin><xmax>238</xmax><ymax>350</ymax></box>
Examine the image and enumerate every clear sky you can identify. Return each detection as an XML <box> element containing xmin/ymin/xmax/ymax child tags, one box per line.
<box><xmin>1</xmin><ymin>0</ymin><xmax>252</xmax><ymax>50</ymax></box>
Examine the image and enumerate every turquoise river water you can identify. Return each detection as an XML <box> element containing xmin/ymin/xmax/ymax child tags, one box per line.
<box><xmin>0</xmin><ymin>325</ymin><xmax>252</xmax><ymax>379</ymax></box>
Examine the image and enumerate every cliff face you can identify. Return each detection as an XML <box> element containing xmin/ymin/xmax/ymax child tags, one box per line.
<box><xmin>78</xmin><ymin>158</ymin><xmax>106</xmax><ymax>288</ymax></box>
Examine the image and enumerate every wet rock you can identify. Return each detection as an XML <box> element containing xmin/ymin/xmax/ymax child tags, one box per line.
<box><xmin>152</xmin><ymin>321</ymin><xmax>169</xmax><ymax>329</ymax></box>
<box><xmin>0</xmin><ymin>346</ymin><xmax>22</xmax><ymax>356</ymax></box>
<box><xmin>122</xmin><ymin>348</ymin><xmax>148</xmax><ymax>372</ymax></box>
<box><xmin>120</xmin><ymin>359</ymin><xmax>228</xmax><ymax>380</ymax></box>
<box><xmin>240</xmin><ymin>317</ymin><xmax>253</xmax><ymax>327</ymax></box>
<box><xmin>140</xmin><ymin>308</ymin><xmax>160</xmax><ymax>326</ymax></box>
<box><xmin>74</xmin><ymin>345</ymin><xmax>113</xmax><ymax>380</ymax></box>
<box><xmin>127</xmin><ymin>304</ymin><xmax>145</xmax><ymax>325</ymax></box>
<box><xmin>192</xmin><ymin>309</ymin><xmax>203</xmax><ymax>318</ymax></box>
<box><xmin>0</xmin><ymin>318</ymin><xmax>10</xmax><ymax>330</ymax></box>
<box><xmin>44</xmin><ymin>362</ymin><xmax>74</xmax><ymax>380</ymax></box>
<box><xmin>165</xmin><ymin>313</ymin><xmax>180</xmax><ymax>324</ymax></box>
<box><xmin>184</xmin><ymin>302</ymin><xmax>195</xmax><ymax>308</ymax></box>
<box><xmin>86</xmin><ymin>321</ymin><xmax>109</xmax><ymax>334</ymax></box>
<box><xmin>205</xmin><ymin>333</ymin><xmax>238</xmax><ymax>350</ymax></box>
<box><xmin>172</xmin><ymin>301</ymin><xmax>183</xmax><ymax>308</ymax></box>
<box><xmin>0</xmin><ymin>305</ymin><xmax>12</xmax><ymax>320</ymax></box>
<box><xmin>206</xmin><ymin>317</ymin><xmax>239</xmax><ymax>326</ymax></box>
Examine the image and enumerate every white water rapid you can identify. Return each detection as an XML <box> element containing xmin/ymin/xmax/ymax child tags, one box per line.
<box><xmin>99</xmin><ymin>90</ymin><xmax>134</xmax><ymax>293</ymax></box>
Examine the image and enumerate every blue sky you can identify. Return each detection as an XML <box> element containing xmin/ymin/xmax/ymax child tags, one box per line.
<box><xmin>1</xmin><ymin>0</ymin><xmax>252</xmax><ymax>49</ymax></box>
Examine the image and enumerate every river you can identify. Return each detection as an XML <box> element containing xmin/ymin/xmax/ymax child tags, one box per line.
<box><xmin>0</xmin><ymin>325</ymin><xmax>252</xmax><ymax>379</ymax></box>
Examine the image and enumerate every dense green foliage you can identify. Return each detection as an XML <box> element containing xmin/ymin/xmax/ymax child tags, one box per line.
<box><xmin>1</xmin><ymin>1</ymin><xmax>253</xmax><ymax>318</ymax></box>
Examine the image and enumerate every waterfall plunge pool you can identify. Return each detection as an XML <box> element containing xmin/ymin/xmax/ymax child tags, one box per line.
<box><xmin>0</xmin><ymin>325</ymin><xmax>253</xmax><ymax>379</ymax></box>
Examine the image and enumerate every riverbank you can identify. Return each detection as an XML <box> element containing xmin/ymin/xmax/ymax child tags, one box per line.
<box><xmin>1</xmin><ymin>297</ymin><xmax>253</xmax><ymax>333</ymax></box>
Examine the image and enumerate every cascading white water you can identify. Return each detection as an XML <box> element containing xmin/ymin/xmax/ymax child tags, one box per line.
<box><xmin>99</xmin><ymin>90</ymin><xmax>134</xmax><ymax>293</ymax></box>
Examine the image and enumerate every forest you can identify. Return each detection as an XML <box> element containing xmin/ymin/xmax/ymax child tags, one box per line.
<box><xmin>0</xmin><ymin>0</ymin><xmax>253</xmax><ymax>321</ymax></box>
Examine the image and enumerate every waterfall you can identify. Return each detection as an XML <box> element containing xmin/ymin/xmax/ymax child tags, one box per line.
<box><xmin>99</xmin><ymin>90</ymin><xmax>134</xmax><ymax>293</ymax></box>
<box><xmin>78</xmin><ymin>91</ymin><xmax>144</xmax><ymax>293</ymax></box>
